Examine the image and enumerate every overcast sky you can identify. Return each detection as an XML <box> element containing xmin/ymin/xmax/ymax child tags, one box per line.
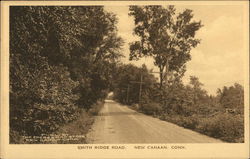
<box><xmin>105</xmin><ymin>5</ymin><xmax>246</xmax><ymax>95</ymax></box>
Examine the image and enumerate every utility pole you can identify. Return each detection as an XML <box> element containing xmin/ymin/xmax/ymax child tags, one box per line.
<box><xmin>131</xmin><ymin>73</ymin><xmax>144</xmax><ymax>105</ymax></box>
<box><xmin>139</xmin><ymin>75</ymin><xmax>143</xmax><ymax>104</ymax></box>
<box><xmin>165</xmin><ymin>58</ymin><xmax>169</xmax><ymax>86</ymax></box>
<box><xmin>126</xmin><ymin>84</ymin><xmax>130</xmax><ymax>104</ymax></box>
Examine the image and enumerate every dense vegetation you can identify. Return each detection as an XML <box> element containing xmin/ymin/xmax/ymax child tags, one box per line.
<box><xmin>10</xmin><ymin>6</ymin><xmax>123</xmax><ymax>143</ymax></box>
<box><xmin>113</xmin><ymin>64</ymin><xmax>158</xmax><ymax>105</ymax></box>
<box><xmin>113</xmin><ymin>64</ymin><xmax>244</xmax><ymax>143</ymax></box>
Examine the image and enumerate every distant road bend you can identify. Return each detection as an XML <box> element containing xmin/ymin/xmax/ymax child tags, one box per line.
<box><xmin>86</xmin><ymin>100</ymin><xmax>223</xmax><ymax>143</ymax></box>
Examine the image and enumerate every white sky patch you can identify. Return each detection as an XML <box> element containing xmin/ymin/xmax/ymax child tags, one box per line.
<box><xmin>104</xmin><ymin>5</ymin><xmax>246</xmax><ymax>95</ymax></box>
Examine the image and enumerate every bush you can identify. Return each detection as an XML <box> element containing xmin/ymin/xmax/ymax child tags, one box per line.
<box><xmin>197</xmin><ymin>113</ymin><xmax>244</xmax><ymax>142</ymax></box>
<box><xmin>162</xmin><ymin>112</ymin><xmax>244</xmax><ymax>143</ymax></box>
<box><xmin>10</xmin><ymin>65</ymin><xmax>80</xmax><ymax>137</ymax></box>
<box><xmin>140</xmin><ymin>102</ymin><xmax>162</xmax><ymax>115</ymax></box>
<box><xmin>181</xmin><ymin>116</ymin><xmax>199</xmax><ymax>129</ymax></box>
<box><xmin>131</xmin><ymin>104</ymin><xmax>140</xmax><ymax>110</ymax></box>
<box><xmin>11</xmin><ymin>101</ymin><xmax>104</xmax><ymax>144</ymax></box>
<box><xmin>163</xmin><ymin>115</ymin><xmax>198</xmax><ymax>129</ymax></box>
<box><xmin>54</xmin><ymin>109</ymin><xmax>94</xmax><ymax>144</ymax></box>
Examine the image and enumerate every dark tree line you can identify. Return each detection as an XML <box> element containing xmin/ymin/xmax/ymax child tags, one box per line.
<box><xmin>10</xmin><ymin>6</ymin><xmax>123</xmax><ymax>139</ymax></box>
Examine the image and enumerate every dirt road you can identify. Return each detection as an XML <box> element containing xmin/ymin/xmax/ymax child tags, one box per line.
<box><xmin>86</xmin><ymin>100</ymin><xmax>223</xmax><ymax>143</ymax></box>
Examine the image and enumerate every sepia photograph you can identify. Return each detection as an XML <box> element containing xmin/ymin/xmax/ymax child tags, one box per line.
<box><xmin>1</xmin><ymin>1</ymin><xmax>249</xmax><ymax>158</ymax></box>
<box><xmin>9</xmin><ymin>4</ymin><xmax>246</xmax><ymax>144</ymax></box>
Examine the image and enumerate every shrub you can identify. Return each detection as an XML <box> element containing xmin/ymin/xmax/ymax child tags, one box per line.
<box><xmin>10</xmin><ymin>65</ymin><xmax>80</xmax><ymax>137</ymax></box>
<box><xmin>140</xmin><ymin>102</ymin><xmax>162</xmax><ymax>115</ymax></box>
<box><xmin>165</xmin><ymin>115</ymin><xmax>185</xmax><ymax>126</ymax></box>
<box><xmin>55</xmin><ymin>109</ymin><xmax>94</xmax><ymax>144</ymax></box>
<box><xmin>163</xmin><ymin>115</ymin><xmax>198</xmax><ymax>129</ymax></box>
<box><xmin>197</xmin><ymin>113</ymin><xmax>244</xmax><ymax>142</ymax></box>
<box><xmin>180</xmin><ymin>116</ymin><xmax>199</xmax><ymax>129</ymax></box>
<box><xmin>131</xmin><ymin>104</ymin><xmax>140</xmax><ymax>110</ymax></box>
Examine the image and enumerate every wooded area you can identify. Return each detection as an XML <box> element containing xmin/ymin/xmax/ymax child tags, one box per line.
<box><xmin>10</xmin><ymin>6</ymin><xmax>123</xmax><ymax>143</ymax></box>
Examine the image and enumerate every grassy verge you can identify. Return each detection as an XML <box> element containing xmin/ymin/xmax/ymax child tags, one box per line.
<box><xmin>161</xmin><ymin>113</ymin><xmax>244</xmax><ymax>143</ymax></box>
<box><xmin>10</xmin><ymin>101</ymin><xmax>104</xmax><ymax>144</ymax></box>
<box><xmin>129</xmin><ymin>104</ymin><xmax>244</xmax><ymax>143</ymax></box>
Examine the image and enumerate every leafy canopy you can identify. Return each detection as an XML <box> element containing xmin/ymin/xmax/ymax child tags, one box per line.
<box><xmin>10</xmin><ymin>6</ymin><xmax>124</xmax><ymax>137</ymax></box>
<box><xmin>129</xmin><ymin>6</ymin><xmax>203</xmax><ymax>86</ymax></box>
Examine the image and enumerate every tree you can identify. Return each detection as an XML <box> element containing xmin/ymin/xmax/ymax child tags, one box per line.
<box><xmin>217</xmin><ymin>83</ymin><xmax>244</xmax><ymax>113</ymax></box>
<box><xmin>188</xmin><ymin>76</ymin><xmax>208</xmax><ymax>105</ymax></box>
<box><xmin>113</xmin><ymin>64</ymin><xmax>157</xmax><ymax>105</ymax></box>
<box><xmin>9</xmin><ymin>6</ymin><xmax>123</xmax><ymax>138</ymax></box>
<box><xmin>129</xmin><ymin>6</ymin><xmax>203</xmax><ymax>88</ymax></box>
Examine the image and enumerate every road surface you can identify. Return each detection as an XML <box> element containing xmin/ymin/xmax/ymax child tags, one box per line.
<box><xmin>86</xmin><ymin>100</ymin><xmax>223</xmax><ymax>143</ymax></box>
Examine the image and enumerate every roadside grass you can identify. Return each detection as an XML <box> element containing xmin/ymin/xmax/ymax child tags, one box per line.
<box><xmin>196</xmin><ymin>113</ymin><xmax>244</xmax><ymax>142</ymax></box>
<box><xmin>129</xmin><ymin>103</ymin><xmax>244</xmax><ymax>143</ymax></box>
<box><xmin>160</xmin><ymin>113</ymin><xmax>244</xmax><ymax>143</ymax></box>
<box><xmin>54</xmin><ymin>109</ymin><xmax>94</xmax><ymax>144</ymax></box>
<box><xmin>11</xmin><ymin>101</ymin><xmax>104</xmax><ymax>144</ymax></box>
<box><xmin>50</xmin><ymin>100</ymin><xmax>105</xmax><ymax>144</ymax></box>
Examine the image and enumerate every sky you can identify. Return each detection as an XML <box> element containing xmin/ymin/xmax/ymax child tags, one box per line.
<box><xmin>105</xmin><ymin>5</ymin><xmax>246</xmax><ymax>95</ymax></box>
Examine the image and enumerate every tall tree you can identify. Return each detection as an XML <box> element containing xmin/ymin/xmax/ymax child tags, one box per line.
<box><xmin>217</xmin><ymin>83</ymin><xmax>244</xmax><ymax>113</ymax></box>
<box><xmin>188</xmin><ymin>76</ymin><xmax>208</xmax><ymax>105</ymax></box>
<box><xmin>129</xmin><ymin>6</ymin><xmax>202</xmax><ymax>88</ymax></box>
<box><xmin>9</xmin><ymin>6</ymin><xmax>123</xmax><ymax>137</ymax></box>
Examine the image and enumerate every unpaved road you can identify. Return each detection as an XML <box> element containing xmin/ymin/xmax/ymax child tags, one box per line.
<box><xmin>86</xmin><ymin>100</ymin><xmax>223</xmax><ymax>143</ymax></box>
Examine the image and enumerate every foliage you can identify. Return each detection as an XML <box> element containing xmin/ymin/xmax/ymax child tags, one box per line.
<box><xmin>129</xmin><ymin>6</ymin><xmax>202</xmax><ymax>87</ymax></box>
<box><xmin>217</xmin><ymin>83</ymin><xmax>244</xmax><ymax>113</ymax></box>
<box><xmin>10</xmin><ymin>6</ymin><xmax>123</xmax><ymax>141</ymax></box>
<box><xmin>160</xmin><ymin>80</ymin><xmax>244</xmax><ymax>142</ymax></box>
<box><xmin>165</xmin><ymin>115</ymin><xmax>199</xmax><ymax>130</ymax></box>
<box><xmin>197</xmin><ymin>113</ymin><xmax>244</xmax><ymax>142</ymax></box>
<box><xmin>140</xmin><ymin>102</ymin><xmax>162</xmax><ymax>115</ymax></box>
<box><xmin>113</xmin><ymin>64</ymin><xmax>157</xmax><ymax>105</ymax></box>
<box><xmin>10</xmin><ymin>104</ymin><xmax>103</xmax><ymax>144</ymax></box>
<box><xmin>114</xmin><ymin>65</ymin><xmax>244</xmax><ymax>142</ymax></box>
